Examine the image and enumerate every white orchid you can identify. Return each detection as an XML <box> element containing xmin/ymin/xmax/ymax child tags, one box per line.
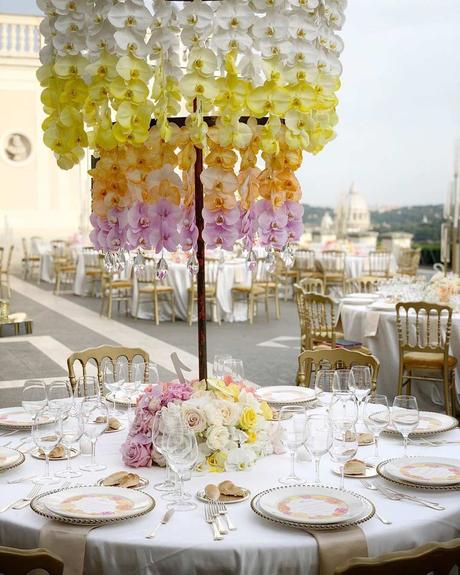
<box><xmin>178</xmin><ymin>0</ymin><xmax>214</xmax><ymax>31</ymax></box>
<box><xmin>213</xmin><ymin>3</ymin><xmax>254</xmax><ymax>32</ymax></box>
<box><xmin>211</xmin><ymin>28</ymin><xmax>252</xmax><ymax>54</ymax></box>
<box><xmin>108</xmin><ymin>1</ymin><xmax>152</xmax><ymax>33</ymax></box>
<box><xmin>53</xmin><ymin>32</ymin><xmax>86</xmax><ymax>55</ymax></box>
<box><xmin>250</xmin><ymin>0</ymin><xmax>289</xmax><ymax>13</ymax></box>
<box><xmin>114</xmin><ymin>29</ymin><xmax>149</xmax><ymax>57</ymax></box>
<box><xmin>50</xmin><ymin>0</ymin><xmax>86</xmax><ymax>16</ymax></box>
<box><xmin>87</xmin><ymin>21</ymin><xmax>117</xmax><ymax>55</ymax></box>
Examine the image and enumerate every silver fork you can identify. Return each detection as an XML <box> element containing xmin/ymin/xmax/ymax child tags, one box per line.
<box><xmin>210</xmin><ymin>501</ymin><xmax>227</xmax><ymax>535</ymax></box>
<box><xmin>205</xmin><ymin>505</ymin><xmax>223</xmax><ymax>541</ymax></box>
<box><xmin>0</xmin><ymin>441</ymin><xmax>12</xmax><ymax>448</ymax></box>
<box><xmin>12</xmin><ymin>485</ymin><xmax>42</xmax><ymax>510</ymax></box>
<box><xmin>217</xmin><ymin>501</ymin><xmax>236</xmax><ymax>531</ymax></box>
<box><xmin>358</xmin><ymin>480</ymin><xmax>392</xmax><ymax>524</ymax></box>
<box><xmin>0</xmin><ymin>485</ymin><xmax>40</xmax><ymax>513</ymax></box>
<box><xmin>360</xmin><ymin>479</ymin><xmax>444</xmax><ymax>510</ymax></box>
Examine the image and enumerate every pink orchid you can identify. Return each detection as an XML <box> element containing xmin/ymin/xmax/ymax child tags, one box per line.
<box><xmin>180</xmin><ymin>205</ymin><xmax>198</xmax><ymax>251</ymax></box>
<box><xmin>202</xmin><ymin>206</ymin><xmax>242</xmax><ymax>251</ymax></box>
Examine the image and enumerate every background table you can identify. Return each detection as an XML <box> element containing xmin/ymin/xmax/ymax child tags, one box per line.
<box><xmin>0</xmin><ymin>416</ymin><xmax>459</xmax><ymax>574</ymax></box>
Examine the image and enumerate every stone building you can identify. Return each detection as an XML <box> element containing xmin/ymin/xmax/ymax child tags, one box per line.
<box><xmin>335</xmin><ymin>183</ymin><xmax>371</xmax><ymax>237</ymax></box>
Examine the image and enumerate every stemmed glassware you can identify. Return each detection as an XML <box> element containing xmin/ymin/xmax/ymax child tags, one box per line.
<box><xmin>102</xmin><ymin>361</ymin><xmax>126</xmax><ymax>418</ymax></box>
<box><xmin>74</xmin><ymin>376</ymin><xmax>100</xmax><ymax>400</ymax></box>
<box><xmin>329</xmin><ymin>421</ymin><xmax>358</xmax><ymax>490</ymax></box>
<box><xmin>151</xmin><ymin>409</ymin><xmax>180</xmax><ymax>494</ymax></box>
<box><xmin>349</xmin><ymin>366</ymin><xmax>372</xmax><ymax>426</ymax></box>
<box><xmin>32</xmin><ymin>406</ymin><xmax>62</xmax><ymax>485</ymax></box>
<box><xmin>47</xmin><ymin>379</ymin><xmax>74</xmax><ymax>415</ymax></box>
<box><xmin>333</xmin><ymin>369</ymin><xmax>353</xmax><ymax>393</ymax></box>
<box><xmin>164</xmin><ymin>425</ymin><xmax>198</xmax><ymax>512</ymax></box>
<box><xmin>213</xmin><ymin>354</ymin><xmax>231</xmax><ymax>379</ymax></box>
<box><xmin>392</xmin><ymin>395</ymin><xmax>419</xmax><ymax>456</ymax></box>
<box><xmin>363</xmin><ymin>394</ymin><xmax>390</xmax><ymax>461</ymax></box>
<box><xmin>223</xmin><ymin>358</ymin><xmax>245</xmax><ymax>385</ymax></box>
<box><xmin>79</xmin><ymin>397</ymin><xmax>108</xmax><ymax>472</ymax></box>
<box><xmin>305</xmin><ymin>414</ymin><xmax>332</xmax><ymax>483</ymax></box>
<box><xmin>329</xmin><ymin>392</ymin><xmax>358</xmax><ymax>425</ymax></box>
<box><xmin>314</xmin><ymin>370</ymin><xmax>336</xmax><ymax>408</ymax></box>
<box><xmin>278</xmin><ymin>406</ymin><xmax>307</xmax><ymax>484</ymax></box>
<box><xmin>22</xmin><ymin>380</ymin><xmax>47</xmax><ymax>417</ymax></box>
<box><xmin>56</xmin><ymin>412</ymin><xmax>83</xmax><ymax>478</ymax></box>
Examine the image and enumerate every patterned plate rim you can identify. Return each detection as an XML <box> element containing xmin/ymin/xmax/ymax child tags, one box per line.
<box><xmin>96</xmin><ymin>476</ymin><xmax>149</xmax><ymax>490</ymax></box>
<box><xmin>250</xmin><ymin>484</ymin><xmax>375</xmax><ymax>531</ymax></box>
<box><xmin>383</xmin><ymin>414</ymin><xmax>458</xmax><ymax>437</ymax></box>
<box><xmin>0</xmin><ymin>449</ymin><xmax>25</xmax><ymax>473</ymax></box>
<box><xmin>30</xmin><ymin>485</ymin><xmax>156</xmax><ymax>525</ymax></box>
<box><xmin>377</xmin><ymin>458</ymin><xmax>460</xmax><ymax>491</ymax></box>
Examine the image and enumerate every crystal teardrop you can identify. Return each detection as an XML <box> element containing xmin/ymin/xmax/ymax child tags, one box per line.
<box><xmin>156</xmin><ymin>256</ymin><xmax>168</xmax><ymax>280</ymax></box>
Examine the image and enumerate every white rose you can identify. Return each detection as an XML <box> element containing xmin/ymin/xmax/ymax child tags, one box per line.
<box><xmin>203</xmin><ymin>403</ymin><xmax>224</xmax><ymax>426</ymax></box>
<box><xmin>206</xmin><ymin>425</ymin><xmax>230</xmax><ymax>451</ymax></box>
<box><xmin>226</xmin><ymin>446</ymin><xmax>256</xmax><ymax>470</ymax></box>
<box><xmin>238</xmin><ymin>390</ymin><xmax>259</xmax><ymax>409</ymax></box>
<box><xmin>218</xmin><ymin>400</ymin><xmax>240</xmax><ymax>426</ymax></box>
<box><xmin>182</xmin><ymin>405</ymin><xmax>207</xmax><ymax>433</ymax></box>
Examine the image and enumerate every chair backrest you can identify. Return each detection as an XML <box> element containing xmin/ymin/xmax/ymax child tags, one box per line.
<box><xmin>368</xmin><ymin>250</ymin><xmax>391</xmax><ymax>277</ymax></box>
<box><xmin>83</xmin><ymin>249</ymin><xmax>102</xmax><ymax>270</ymax></box>
<box><xmin>295</xmin><ymin>290</ymin><xmax>339</xmax><ymax>350</ymax></box>
<box><xmin>321</xmin><ymin>250</ymin><xmax>346</xmax><ymax>274</ymax></box>
<box><xmin>297</xmin><ymin>348</ymin><xmax>380</xmax><ymax>389</ymax></box>
<box><xmin>0</xmin><ymin>247</ymin><xmax>4</xmax><ymax>270</ymax></box>
<box><xmin>345</xmin><ymin>277</ymin><xmax>382</xmax><ymax>294</ymax></box>
<box><xmin>396</xmin><ymin>301</ymin><xmax>452</xmax><ymax>357</ymax></box>
<box><xmin>5</xmin><ymin>246</ymin><xmax>14</xmax><ymax>271</ymax></box>
<box><xmin>67</xmin><ymin>345</ymin><xmax>149</xmax><ymax>391</ymax></box>
<box><xmin>136</xmin><ymin>261</ymin><xmax>170</xmax><ymax>289</ymax></box>
<box><xmin>294</xmin><ymin>249</ymin><xmax>316</xmax><ymax>272</ymax></box>
<box><xmin>334</xmin><ymin>538</ymin><xmax>460</xmax><ymax>575</ymax></box>
<box><xmin>397</xmin><ymin>248</ymin><xmax>421</xmax><ymax>276</ymax></box>
<box><xmin>251</xmin><ymin>257</ymin><xmax>272</xmax><ymax>287</ymax></box>
<box><xmin>0</xmin><ymin>546</ymin><xmax>64</xmax><ymax>575</ymax></box>
<box><xmin>296</xmin><ymin>278</ymin><xmax>324</xmax><ymax>294</ymax></box>
<box><xmin>21</xmin><ymin>238</ymin><xmax>28</xmax><ymax>259</ymax></box>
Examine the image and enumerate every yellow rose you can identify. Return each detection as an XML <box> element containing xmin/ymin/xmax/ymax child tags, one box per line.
<box><xmin>239</xmin><ymin>407</ymin><xmax>257</xmax><ymax>431</ymax></box>
<box><xmin>207</xmin><ymin>450</ymin><xmax>227</xmax><ymax>473</ymax></box>
<box><xmin>259</xmin><ymin>401</ymin><xmax>273</xmax><ymax>421</ymax></box>
<box><xmin>246</xmin><ymin>430</ymin><xmax>257</xmax><ymax>444</ymax></box>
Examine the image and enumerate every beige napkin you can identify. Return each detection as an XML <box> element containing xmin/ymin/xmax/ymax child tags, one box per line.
<box><xmin>39</xmin><ymin>522</ymin><xmax>95</xmax><ymax>575</ymax></box>
<box><xmin>364</xmin><ymin>311</ymin><xmax>380</xmax><ymax>337</ymax></box>
<box><xmin>309</xmin><ymin>525</ymin><xmax>368</xmax><ymax>575</ymax></box>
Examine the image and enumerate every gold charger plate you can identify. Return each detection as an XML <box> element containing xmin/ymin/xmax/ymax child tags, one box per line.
<box><xmin>30</xmin><ymin>485</ymin><xmax>156</xmax><ymax>526</ymax></box>
<box><xmin>30</xmin><ymin>447</ymin><xmax>79</xmax><ymax>461</ymax></box>
<box><xmin>96</xmin><ymin>476</ymin><xmax>149</xmax><ymax>490</ymax></box>
<box><xmin>383</xmin><ymin>411</ymin><xmax>458</xmax><ymax>437</ymax></box>
<box><xmin>377</xmin><ymin>458</ymin><xmax>460</xmax><ymax>491</ymax></box>
<box><xmin>250</xmin><ymin>485</ymin><xmax>375</xmax><ymax>531</ymax></box>
<box><xmin>196</xmin><ymin>488</ymin><xmax>250</xmax><ymax>504</ymax></box>
<box><xmin>0</xmin><ymin>448</ymin><xmax>25</xmax><ymax>473</ymax></box>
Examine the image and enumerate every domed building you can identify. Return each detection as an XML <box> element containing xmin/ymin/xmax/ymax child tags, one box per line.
<box><xmin>335</xmin><ymin>183</ymin><xmax>371</xmax><ymax>237</ymax></box>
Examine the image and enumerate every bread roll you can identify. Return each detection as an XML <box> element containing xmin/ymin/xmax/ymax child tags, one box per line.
<box><xmin>344</xmin><ymin>459</ymin><xmax>366</xmax><ymax>476</ymax></box>
<box><xmin>204</xmin><ymin>484</ymin><xmax>220</xmax><ymax>501</ymax></box>
<box><xmin>102</xmin><ymin>471</ymin><xmax>128</xmax><ymax>486</ymax></box>
<box><xmin>119</xmin><ymin>473</ymin><xmax>140</xmax><ymax>488</ymax></box>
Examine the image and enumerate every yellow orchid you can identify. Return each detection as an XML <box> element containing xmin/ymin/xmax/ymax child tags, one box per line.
<box><xmin>85</xmin><ymin>51</ymin><xmax>119</xmax><ymax>82</ymax></box>
<box><xmin>109</xmin><ymin>78</ymin><xmax>149</xmax><ymax>104</ymax></box>
<box><xmin>214</xmin><ymin>75</ymin><xmax>250</xmax><ymax>113</ymax></box>
<box><xmin>285</xmin><ymin>110</ymin><xmax>311</xmax><ymax>150</ymax></box>
<box><xmin>116</xmin><ymin>54</ymin><xmax>153</xmax><ymax>83</ymax></box>
<box><xmin>60</xmin><ymin>78</ymin><xmax>88</xmax><ymax>107</ymax></box>
<box><xmin>178</xmin><ymin>142</ymin><xmax>197</xmax><ymax>171</ymax></box>
<box><xmin>185</xmin><ymin>113</ymin><xmax>208</xmax><ymax>149</ymax></box>
<box><xmin>205</xmin><ymin>145</ymin><xmax>237</xmax><ymax>170</ymax></box>
<box><xmin>247</xmin><ymin>82</ymin><xmax>290</xmax><ymax>117</ymax></box>
<box><xmin>53</xmin><ymin>55</ymin><xmax>87</xmax><ymax>79</ymax></box>
<box><xmin>179</xmin><ymin>73</ymin><xmax>218</xmax><ymax>101</ymax></box>
<box><xmin>36</xmin><ymin>64</ymin><xmax>54</xmax><ymax>87</ymax></box>
<box><xmin>116</xmin><ymin>100</ymin><xmax>153</xmax><ymax>131</ymax></box>
<box><xmin>287</xmin><ymin>81</ymin><xmax>315</xmax><ymax>112</ymax></box>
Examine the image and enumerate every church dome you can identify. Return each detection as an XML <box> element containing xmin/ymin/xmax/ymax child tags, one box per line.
<box><xmin>335</xmin><ymin>183</ymin><xmax>370</xmax><ymax>235</ymax></box>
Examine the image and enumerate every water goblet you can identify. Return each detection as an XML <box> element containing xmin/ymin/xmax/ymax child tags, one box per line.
<box><xmin>392</xmin><ymin>395</ymin><xmax>419</xmax><ymax>456</ymax></box>
<box><xmin>329</xmin><ymin>391</ymin><xmax>358</xmax><ymax>426</ymax></box>
<box><xmin>278</xmin><ymin>405</ymin><xmax>307</xmax><ymax>484</ymax></box>
<box><xmin>22</xmin><ymin>380</ymin><xmax>47</xmax><ymax>416</ymax></box>
<box><xmin>164</xmin><ymin>426</ymin><xmax>198</xmax><ymax>512</ymax></box>
<box><xmin>333</xmin><ymin>369</ymin><xmax>353</xmax><ymax>393</ymax></box>
<box><xmin>223</xmin><ymin>358</ymin><xmax>245</xmax><ymax>385</ymax></box>
<box><xmin>213</xmin><ymin>354</ymin><xmax>232</xmax><ymax>379</ymax></box>
<box><xmin>56</xmin><ymin>412</ymin><xmax>83</xmax><ymax>478</ymax></box>
<box><xmin>314</xmin><ymin>370</ymin><xmax>335</xmax><ymax>408</ymax></box>
<box><xmin>152</xmin><ymin>409</ymin><xmax>181</xmax><ymax>493</ymax></box>
<box><xmin>32</xmin><ymin>407</ymin><xmax>62</xmax><ymax>485</ymax></box>
<box><xmin>363</xmin><ymin>394</ymin><xmax>390</xmax><ymax>461</ymax></box>
<box><xmin>47</xmin><ymin>379</ymin><xmax>73</xmax><ymax>415</ymax></box>
<box><xmin>349</xmin><ymin>366</ymin><xmax>372</xmax><ymax>425</ymax></box>
<box><xmin>79</xmin><ymin>397</ymin><xmax>108</xmax><ymax>472</ymax></box>
<box><xmin>102</xmin><ymin>360</ymin><xmax>126</xmax><ymax>418</ymax></box>
<box><xmin>329</xmin><ymin>421</ymin><xmax>358</xmax><ymax>490</ymax></box>
<box><xmin>305</xmin><ymin>414</ymin><xmax>332</xmax><ymax>483</ymax></box>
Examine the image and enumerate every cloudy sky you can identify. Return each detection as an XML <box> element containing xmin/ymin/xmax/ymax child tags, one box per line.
<box><xmin>3</xmin><ymin>0</ymin><xmax>460</xmax><ymax>207</ymax></box>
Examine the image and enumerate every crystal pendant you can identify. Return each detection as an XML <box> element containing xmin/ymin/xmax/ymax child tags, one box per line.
<box><xmin>156</xmin><ymin>257</ymin><xmax>168</xmax><ymax>280</ymax></box>
<box><xmin>133</xmin><ymin>250</ymin><xmax>145</xmax><ymax>274</ymax></box>
<box><xmin>116</xmin><ymin>251</ymin><xmax>125</xmax><ymax>273</ymax></box>
<box><xmin>103</xmin><ymin>252</ymin><xmax>113</xmax><ymax>272</ymax></box>
<box><xmin>187</xmin><ymin>251</ymin><xmax>199</xmax><ymax>276</ymax></box>
<box><xmin>121</xmin><ymin>249</ymin><xmax>131</xmax><ymax>266</ymax></box>
<box><xmin>283</xmin><ymin>244</ymin><xmax>295</xmax><ymax>268</ymax></box>
<box><xmin>246</xmin><ymin>250</ymin><xmax>257</xmax><ymax>272</ymax></box>
<box><xmin>265</xmin><ymin>249</ymin><xmax>276</xmax><ymax>273</ymax></box>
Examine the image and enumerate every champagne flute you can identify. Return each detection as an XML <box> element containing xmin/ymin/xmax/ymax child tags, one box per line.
<box><xmin>164</xmin><ymin>426</ymin><xmax>198</xmax><ymax>512</ymax></box>
<box><xmin>47</xmin><ymin>379</ymin><xmax>73</xmax><ymax>415</ymax></box>
<box><xmin>314</xmin><ymin>370</ymin><xmax>335</xmax><ymax>408</ymax></box>
<box><xmin>213</xmin><ymin>354</ymin><xmax>231</xmax><ymax>379</ymax></box>
<box><xmin>363</xmin><ymin>394</ymin><xmax>390</xmax><ymax>460</ymax></box>
<box><xmin>349</xmin><ymin>366</ymin><xmax>372</xmax><ymax>425</ymax></box>
<box><xmin>22</xmin><ymin>380</ymin><xmax>47</xmax><ymax>417</ymax></box>
<box><xmin>32</xmin><ymin>407</ymin><xmax>62</xmax><ymax>485</ymax></box>
<box><xmin>223</xmin><ymin>358</ymin><xmax>245</xmax><ymax>385</ymax></box>
<box><xmin>329</xmin><ymin>422</ymin><xmax>358</xmax><ymax>489</ymax></box>
<box><xmin>392</xmin><ymin>395</ymin><xmax>419</xmax><ymax>456</ymax></box>
<box><xmin>56</xmin><ymin>412</ymin><xmax>83</xmax><ymax>478</ymax></box>
<box><xmin>278</xmin><ymin>406</ymin><xmax>307</xmax><ymax>484</ymax></box>
<box><xmin>305</xmin><ymin>414</ymin><xmax>332</xmax><ymax>483</ymax></box>
<box><xmin>79</xmin><ymin>397</ymin><xmax>108</xmax><ymax>472</ymax></box>
<box><xmin>329</xmin><ymin>391</ymin><xmax>358</xmax><ymax>425</ymax></box>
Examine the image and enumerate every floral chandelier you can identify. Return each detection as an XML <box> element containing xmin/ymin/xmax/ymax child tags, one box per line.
<box><xmin>37</xmin><ymin>0</ymin><xmax>345</xmax><ymax>273</ymax></box>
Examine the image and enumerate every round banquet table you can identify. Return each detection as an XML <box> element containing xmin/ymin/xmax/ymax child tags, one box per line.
<box><xmin>0</xmin><ymin>418</ymin><xmax>459</xmax><ymax>574</ymax></box>
<box><xmin>341</xmin><ymin>302</ymin><xmax>460</xmax><ymax>410</ymax></box>
<box><xmin>313</xmin><ymin>252</ymin><xmax>397</xmax><ymax>279</ymax></box>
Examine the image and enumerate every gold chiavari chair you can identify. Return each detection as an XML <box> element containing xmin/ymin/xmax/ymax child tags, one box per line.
<box><xmin>67</xmin><ymin>345</ymin><xmax>149</xmax><ymax>392</ymax></box>
<box><xmin>100</xmin><ymin>268</ymin><xmax>133</xmax><ymax>319</ymax></box>
<box><xmin>335</xmin><ymin>538</ymin><xmax>460</xmax><ymax>575</ymax></box>
<box><xmin>396</xmin><ymin>248</ymin><xmax>421</xmax><ymax>277</ymax></box>
<box><xmin>345</xmin><ymin>277</ymin><xmax>382</xmax><ymax>294</ymax></box>
<box><xmin>296</xmin><ymin>277</ymin><xmax>325</xmax><ymax>294</ymax></box>
<box><xmin>274</xmin><ymin>253</ymin><xmax>299</xmax><ymax>301</ymax></box>
<box><xmin>21</xmin><ymin>238</ymin><xmax>41</xmax><ymax>282</ymax></box>
<box><xmin>82</xmin><ymin>247</ymin><xmax>104</xmax><ymax>296</ymax></box>
<box><xmin>0</xmin><ymin>245</ymin><xmax>14</xmax><ymax>298</ymax></box>
<box><xmin>396</xmin><ymin>301</ymin><xmax>457</xmax><ymax>415</ymax></box>
<box><xmin>136</xmin><ymin>261</ymin><xmax>176</xmax><ymax>325</ymax></box>
<box><xmin>367</xmin><ymin>250</ymin><xmax>392</xmax><ymax>278</ymax></box>
<box><xmin>52</xmin><ymin>244</ymin><xmax>76</xmax><ymax>296</ymax></box>
<box><xmin>0</xmin><ymin>546</ymin><xmax>64</xmax><ymax>575</ymax></box>
<box><xmin>297</xmin><ymin>348</ymin><xmax>380</xmax><ymax>389</ymax></box>
<box><xmin>294</xmin><ymin>248</ymin><xmax>318</xmax><ymax>280</ymax></box>
<box><xmin>320</xmin><ymin>249</ymin><xmax>347</xmax><ymax>292</ymax></box>
<box><xmin>188</xmin><ymin>258</ymin><xmax>220</xmax><ymax>325</ymax></box>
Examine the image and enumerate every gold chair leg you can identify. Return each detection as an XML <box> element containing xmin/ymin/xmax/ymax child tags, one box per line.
<box><xmin>397</xmin><ymin>363</ymin><xmax>405</xmax><ymax>395</ymax></box>
<box><xmin>406</xmin><ymin>369</ymin><xmax>412</xmax><ymax>395</ymax></box>
<box><xmin>248</xmin><ymin>294</ymin><xmax>254</xmax><ymax>324</ymax></box>
<box><xmin>135</xmin><ymin>291</ymin><xmax>140</xmax><ymax>319</ymax></box>
<box><xmin>275</xmin><ymin>287</ymin><xmax>280</xmax><ymax>320</ymax></box>
<box><xmin>154</xmin><ymin>291</ymin><xmax>159</xmax><ymax>325</ymax></box>
<box><xmin>187</xmin><ymin>293</ymin><xmax>193</xmax><ymax>326</ymax></box>
<box><xmin>443</xmin><ymin>368</ymin><xmax>452</xmax><ymax>416</ymax></box>
<box><xmin>108</xmin><ymin>292</ymin><xmax>113</xmax><ymax>319</ymax></box>
<box><xmin>264</xmin><ymin>292</ymin><xmax>269</xmax><ymax>322</ymax></box>
<box><xmin>450</xmin><ymin>369</ymin><xmax>457</xmax><ymax>416</ymax></box>
<box><xmin>171</xmin><ymin>293</ymin><xmax>176</xmax><ymax>322</ymax></box>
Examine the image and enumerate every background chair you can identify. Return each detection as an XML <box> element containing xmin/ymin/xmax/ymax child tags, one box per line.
<box><xmin>0</xmin><ymin>246</ymin><xmax>12</xmax><ymax>298</ymax></box>
<box><xmin>187</xmin><ymin>258</ymin><xmax>220</xmax><ymax>326</ymax></box>
<box><xmin>345</xmin><ymin>277</ymin><xmax>383</xmax><ymax>294</ymax></box>
<box><xmin>397</xmin><ymin>248</ymin><xmax>421</xmax><ymax>277</ymax></box>
<box><xmin>274</xmin><ymin>253</ymin><xmax>299</xmax><ymax>301</ymax></box>
<box><xmin>396</xmin><ymin>301</ymin><xmax>457</xmax><ymax>415</ymax></box>
<box><xmin>52</xmin><ymin>244</ymin><xmax>76</xmax><ymax>296</ymax></box>
<box><xmin>136</xmin><ymin>261</ymin><xmax>176</xmax><ymax>325</ymax></box>
<box><xmin>100</xmin><ymin>270</ymin><xmax>133</xmax><ymax>319</ymax></box>
<box><xmin>82</xmin><ymin>248</ymin><xmax>104</xmax><ymax>296</ymax></box>
<box><xmin>67</xmin><ymin>345</ymin><xmax>149</xmax><ymax>392</ymax></box>
<box><xmin>296</xmin><ymin>277</ymin><xmax>325</xmax><ymax>294</ymax></box>
<box><xmin>320</xmin><ymin>250</ymin><xmax>347</xmax><ymax>293</ymax></box>
<box><xmin>335</xmin><ymin>537</ymin><xmax>460</xmax><ymax>575</ymax></box>
<box><xmin>21</xmin><ymin>238</ymin><xmax>41</xmax><ymax>282</ymax></box>
<box><xmin>294</xmin><ymin>249</ymin><xmax>318</xmax><ymax>281</ymax></box>
<box><xmin>297</xmin><ymin>347</ymin><xmax>380</xmax><ymax>389</ymax></box>
<box><xmin>0</xmin><ymin>546</ymin><xmax>64</xmax><ymax>575</ymax></box>
<box><xmin>367</xmin><ymin>250</ymin><xmax>392</xmax><ymax>278</ymax></box>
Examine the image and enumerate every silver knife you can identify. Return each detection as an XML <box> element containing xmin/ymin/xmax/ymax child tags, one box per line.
<box><xmin>145</xmin><ymin>509</ymin><xmax>175</xmax><ymax>539</ymax></box>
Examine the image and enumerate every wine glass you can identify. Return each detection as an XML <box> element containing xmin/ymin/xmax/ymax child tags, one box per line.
<box><xmin>74</xmin><ymin>376</ymin><xmax>100</xmax><ymax>400</ymax></box>
<box><xmin>47</xmin><ymin>379</ymin><xmax>73</xmax><ymax>415</ymax></box>
<box><xmin>333</xmin><ymin>369</ymin><xmax>353</xmax><ymax>393</ymax></box>
<box><xmin>151</xmin><ymin>409</ymin><xmax>179</xmax><ymax>493</ymax></box>
<box><xmin>392</xmin><ymin>395</ymin><xmax>419</xmax><ymax>456</ymax></box>
<box><xmin>56</xmin><ymin>412</ymin><xmax>83</xmax><ymax>478</ymax></box>
<box><xmin>32</xmin><ymin>407</ymin><xmax>62</xmax><ymax>485</ymax></box>
<box><xmin>102</xmin><ymin>360</ymin><xmax>126</xmax><ymax>418</ymax></box>
<box><xmin>164</xmin><ymin>425</ymin><xmax>198</xmax><ymax>511</ymax></box>
<box><xmin>213</xmin><ymin>354</ymin><xmax>231</xmax><ymax>379</ymax></box>
<box><xmin>329</xmin><ymin>391</ymin><xmax>358</xmax><ymax>425</ymax></box>
<box><xmin>223</xmin><ymin>358</ymin><xmax>245</xmax><ymax>385</ymax></box>
<box><xmin>314</xmin><ymin>370</ymin><xmax>335</xmax><ymax>408</ymax></box>
<box><xmin>22</xmin><ymin>380</ymin><xmax>47</xmax><ymax>417</ymax></box>
<box><xmin>79</xmin><ymin>397</ymin><xmax>108</xmax><ymax>472</ymax></box>
<box><xmin>278</xmin><ymin>405</ymin><xmax>307</xmax><ymax>484</ymax></box>
<box><xmin>329</xmin><ymin>421</ymin><xmax>358</xmax><ymax>489</ymax></box>
<box><xmin>363</xmin><ymin>394</ymin><xmax>390</xmax><ymax>461</ymax></box>
<box><xmin>305</xmin><ymin>414</ymin><xmax>332</xmax><ymax>483</ymax></box>
<box><xmin>349</xmin><ymin>366</ymin><xmax>372</xmax><ymax>424</ymax></box>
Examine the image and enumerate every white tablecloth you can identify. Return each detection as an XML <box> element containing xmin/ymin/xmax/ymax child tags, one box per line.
<box><xmin>0</xmin><ymin>417</ymin><xmax>459</xmax><ymax>574</ymax></box>
<box><xmin>315</xmin><ymin>253</ymin><xmax>396</xmax><ymax>279</ymax></box>
<box><xmin>341</xmin><ymin>303</ymin><xmax>460</xmax><ymax>408</ymax></box>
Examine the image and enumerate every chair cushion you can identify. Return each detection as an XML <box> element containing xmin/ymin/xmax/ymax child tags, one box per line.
<box><xmin>111</xmin><ymin>280</ymin><xmax>132</xmax><ymax>289</ymax></box>
<box><xmin>403</xmin><ymin>351</ymin><xmax>457</xmax><ymax>369</ymax></box>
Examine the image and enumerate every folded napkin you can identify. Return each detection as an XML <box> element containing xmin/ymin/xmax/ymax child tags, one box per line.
<box><xmin>39</xmin><ymin>522</ymin><xmax>95</xmax><ymax>575</ymax></box>
<box><xmin>364</xmin><ymin>311</ymin><xmax>380</xmax><ymax>338</ymax></box>
<box><xmin>310</xmin><ymin>525</ymin><xmax>368</xmax><ymax>575</ymax></box>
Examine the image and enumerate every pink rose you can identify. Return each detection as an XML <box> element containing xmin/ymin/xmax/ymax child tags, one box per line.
<box><xmin>121</xmin><ymin>433</ymin><xmax>152</xmax><ymax>468</ymax></box>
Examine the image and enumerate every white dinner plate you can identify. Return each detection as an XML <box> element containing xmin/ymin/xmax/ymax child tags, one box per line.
<box><xmin>258</xmin><ymin>485</ymin><xmax>367</xmax><ymax>525</ymax></box>
<box><xmin>255</xmin><ymin>386</ymin><xmax>316</xmax><ymax>405</ymax></box>
<box><xmin>0</xmin><ymin>407</ymin><xmax>55</xmax><ymax>428</ymax></box>
<box><xmin>346</xmin><ymin>293</ymin><xmax>379</xmax><ymax>301</ymax></box>
<box><xmin>385</xmin><ymin>411</ymin><xmax>458</xmax><ymax>436</ymax></box>
<box><xmin>44</xmin><ymin>486</ymin><xmax>154</xmax><ymax>520</ymax></box>
<box><xmin>0</xmin><ymin>446</ymin><xmax>25</xmax><ymax>470</ymax></box>
<box><xmin>106</xmin><ymin>393</ymin><xmax>137</xmax><ymax>407</ymax></box>
<box><xmin>367</xmin><ymin>301</ymin><xmax>396</xmax><ymax>312</ymax></box>
<box><xmin>342</xmin><ymin>297</ymin><xmax>376</xmax><ymax>306</ymax></box>
<box><xmin>384</xmin><ymin>457</ymin><xmax>460</xmax><ymax>486</ymax></box>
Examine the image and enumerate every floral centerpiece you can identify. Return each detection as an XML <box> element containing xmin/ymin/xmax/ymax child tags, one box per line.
<box><xmin>425</xmin><ymin>272</ymin><xmax>459</xmax><ymax>305</ymax></box>
<box><xmin>121</xmin><ymin>377</ymin><xmax>278</xmax><ymax>472</ymax></box>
